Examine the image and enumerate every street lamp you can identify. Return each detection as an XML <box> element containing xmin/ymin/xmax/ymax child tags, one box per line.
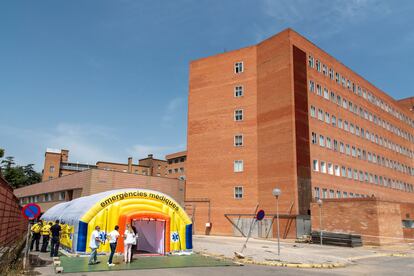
<box><xmin>317</xmin><ymin>199</ymin><xmax>323</xmax><ymax>246</ymax></box>
<box><xmin>272</xmin><ymin>188</ymin><xmax>281</xmax><ymax>255</ymax></box>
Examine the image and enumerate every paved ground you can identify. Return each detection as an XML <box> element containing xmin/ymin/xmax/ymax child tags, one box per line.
<box><xmin>193</xmin><ymin>235</ymin><xmax>414</xmax><ymax>264</ymax></box>
<box><xmin>32</xmin><ymin>256</ymin><xmax>414</xmax><ymax>276</ymax></box>
<box><xmin>28</xmin><ymin>235</ymin><xmax>414</xmax><ymax>275</ymax></box>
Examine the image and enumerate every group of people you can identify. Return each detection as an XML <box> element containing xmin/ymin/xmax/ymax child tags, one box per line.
<box><xmin>30</xmin><ymin>219</ymin><xmax>62</xmax><ymax>257</ymax></box>
<box><xmin>32</xmin><ymin>220</ymin><xmax>138</xmax><ymax>266</ymax></box>
<box><xmin>88</xmin><ymin>224</ymin><xmax>138</xmax><ymax>266</ymax></box>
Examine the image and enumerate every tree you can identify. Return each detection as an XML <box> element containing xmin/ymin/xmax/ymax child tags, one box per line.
<box><xmin>0</xmin><ymin>156</ymin><xmax>42</xmax><ymax>189</ymax></box>
<box><xmin>0</xmin><ymin>148</ymin><xmax>4</xmax><ymax>158</ymax></box>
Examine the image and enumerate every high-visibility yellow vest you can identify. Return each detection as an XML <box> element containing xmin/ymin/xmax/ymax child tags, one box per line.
<box><xmin>31</xmin><ymin>224</ymin><xmax>41</xmax><ymax>234</ymax></box>
<box><xmin>41</xmin><ymin>225</ymin><xmax>51</xmax><ymax>236</ymax></box>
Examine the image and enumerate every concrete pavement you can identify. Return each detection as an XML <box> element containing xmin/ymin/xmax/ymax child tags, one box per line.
<box><xmin>193</xmin><ymin>235</ymin><xmax>414</xmax><ymax>266</ymax></box>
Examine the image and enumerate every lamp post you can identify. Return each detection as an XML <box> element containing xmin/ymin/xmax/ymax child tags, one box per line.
<box><xmin>272</xmin><ymin>188</ymin><xmax>281</xmax><ymax>255</ymax></box>
<box><xmin>317</xmin><ymin>199</ymin><xmax>323</xmax><ymax>246</ymax></box>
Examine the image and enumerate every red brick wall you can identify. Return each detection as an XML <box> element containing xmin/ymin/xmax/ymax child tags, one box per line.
<box><xmin>0</xmin><ymin>176</ymin><xmax>27</xmax><ymax>248</ymax></box>
<box><xmin>310</xmin><ymin>198</ymin><xmax>408</xmax><ymax>245</ymax></box>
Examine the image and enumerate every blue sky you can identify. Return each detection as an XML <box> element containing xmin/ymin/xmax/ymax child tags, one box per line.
<box><xmin>1</xmin><ymin>0</ymin><xmax>413</xmax><ymax>171</ymax></box>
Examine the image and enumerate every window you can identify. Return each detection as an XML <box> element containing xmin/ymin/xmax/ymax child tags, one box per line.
<box><xmin>317</xmin><ymin>84</ymin><xmax>322</xmax><ymax>96</ymax></box>
<box><xmin>329</xmin><ymin>190</ymin><xmax>335</xmax><ymax>198</ymax></box>
<box><xmin>320</xmin><ymin>161</ymin><xmax>326</xmax><ymax>173</ymax></box>
<box><xmin>314</xmin><ymin>187</ymin><xmax>320</xmax><ymax>199</ymax></box>
<box><xmin>234</xmin><ymin>160</ymin><xmax>244</xmax><ymax>172</ymax></box>
<box><xmin>332</xmin><ymin>116</ymin><xmax>336</xmax><ymax>127</ymax></box>
<box><xmin>234</xmin><ymin>62</ymin><xmax>243</xmax><ymax>74</ymax></box>
<box><xmin>346</xmin><ymin>144</ymin><xmax>350</xmax><ymax>155</ymax></box>
<box><xmin>328</xmin><ymin>163</ymin><xmax>333</xmax><ymax>175</ymax></box>
<box><xmin>334</xmin><ymin>165</ymin><xmax>340</xmax><ymax>176</ymax></box>
<box><xmin>309</xmin><ymin>80</ymin><xmax>315</xmax><ymax>92</ymax></box>
<box><xmin>316</xmin><ymin>59</ymin><xmax>321</xmax><ymax>72</ymax></box>
<box><xmin>340</xmin><ymin>142</ymin><xmax>344</xmax><ymax>153</ymax></box>
<box><xmin>338</xmin><ymin>119</ymin><xmax>343</xmax><ymax>129</ymax></box>
<box><xmin>325</xmin><ymin>112</ymin><xmax>330</xmax><ymax>124</ymax></box>
<box><xmin>234</xmin><ymin>85</ymin><xmax>243</xmax><ymax>97</ymax></box>
<box><xmin>310</xmin><ymin>106</ymin><xmax>316</xmax><ymax>117</ymax></box>
<box><xmin>318</xmin><ymin>109</ymin><xmax>324</xmax><ymax>120</ymax></box>
<box><xmin>49</xmin><ymin>165</ymin><xmax>55</xmax><ymax>173</ymax></box>
<box><xmin>234</xmin><ymin>186</ymin><xmax>243</xmax><ymax>199</ymax></box>
<box><xmin>234</xmin><ymin>109</ymin><xmax>243</xmax><ymax>121</ymax></box>
<box><xmin>308</xmin><ymin>55</ymin><xmax>314</xmax><ymax>68</ymax></box>
<box><xmin>234</xmin><ymin>134</ymin><xmax>243</xmax><ymax>147</ymax></box>
<box><xmin>313</xmin><ymin>160</ymin><xmax>319</xmax><ymax>172</ymax></box>
<box><xmin>59</xmin><ymin>192</ymin><xmax>65</xmax><ymax>201</ymax></box>
<box><xmin>333</xmin><ymin>140</ymin><xmax>338</xmax><ymax>151</ymax></box>
<box><xmin>322</xmin><ymin>189</ymin><xmax>327</xmax><ymax>199</ymax></box>
<box><xmin>326</xmin><ymin>137</ymin><xmax>332</xmax><ymax>149</ymax></box>
<box><xmin>343</xmin><ymin>192</ymin><xmax>348</xmax><ymax>198</ymax></box>
<box><xmin>319</xmin><ymin>135</ymin><xmax>325</xmax><ymax>147</ymax></box>
<box><xmin>347</xmin><ymin>168</ymin><xmax>352</xmax><ymax>179</ymax></box>
<box><xmin>324</xmin><ymin>88</ymin><xmax>329</xmax><ymax>99</ymax></box>
<box><xmin>311</xmin><ymin>132</ymin><xmax>317</xmax><ymax>144</ymax></box>
<box><xmin>337</xmin><ymin>191</ymin><xmax>341</xmax><ymax>198</ymax></box>
<box><xmin>341</xmin><ymin>166</ymin><xmax>346</xmax><ymax>177</ymax></box>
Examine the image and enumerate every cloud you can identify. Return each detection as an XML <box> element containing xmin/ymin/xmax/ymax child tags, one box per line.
<box><xmin>0</xmin><ymin>123</ymin><xmax>121</xmax><ymax>170</ymax></box>
<box><xmin>161</xmin><ymin>97</ymin><xmax>186</xmax><ymax>128</ymax></box>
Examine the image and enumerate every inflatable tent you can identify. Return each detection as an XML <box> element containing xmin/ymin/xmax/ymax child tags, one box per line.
<box><xmin>41</xmin><ymin>189</ymin><xmax>192</xmax><ymax>254</ymax></box>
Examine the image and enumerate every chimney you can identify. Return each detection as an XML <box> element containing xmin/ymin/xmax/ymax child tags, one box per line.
<box><xmin>128</xmin><ymin>157</ymin><xmax>133</xmax><ymax>173</ymax></box>
<box><xmin>148</xmin><ymin>154</ymin><xmax>153</xmax><ymax>159</ymax></box>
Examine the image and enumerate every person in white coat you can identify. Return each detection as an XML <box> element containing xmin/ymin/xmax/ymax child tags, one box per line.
<box><xmin>123</xmin><ymin>224</ymin><xmax>137</xmax><ymax>263</ymax></box>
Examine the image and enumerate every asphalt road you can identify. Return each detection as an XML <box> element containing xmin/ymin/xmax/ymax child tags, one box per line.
<box><xmin>35</xmin><ymin>256</ymin><xmax>413</xmax><ymax>275</ymax></box>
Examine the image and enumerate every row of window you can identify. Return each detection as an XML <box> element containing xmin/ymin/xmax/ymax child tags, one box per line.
<box><xmin>20</xmin><ymin>192</ymin><xmax>65</xmax><ymax>205</ymax></box>
<box><xmin>168</xmin><ymin>167</ymin><xmax>185</xmax><ymax>174</ymax></box>
<box><xmin>311</xmin><ymin>131</ymin><xmax>414</xmax><ymax>177</ymax></box>
<box><xmin>309</xmin><ymin>79</ymin><xmax>413</xmax><ymax>145</ymax></box>
<box><xmin>308</xmin><ymin>55</ymin><xmax>414</xmax><ymax>129</ymax></box>
<box><xmin>312</xmin><ymin>159</ymin><xmax>414</xmax><ymax>193</ymax></box>
<box><xmin>314</xmin><ymin>187</ymin><xmax>370</xmax><ymax>200</ymax></box>
<box><xmin>310</xmin><ymin>104</ymin><xmax>413</xmax><ymax>160</ymax></box>
<box><xmin>167</xmin><ymin>157</ymin><xmax>186</xmax><ymax>164</ymax></box>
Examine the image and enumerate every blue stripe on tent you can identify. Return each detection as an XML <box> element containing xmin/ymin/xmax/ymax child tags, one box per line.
<box><xmin>185</xmin><ymin>224</ymin><xmax>193</xmax><ymax>249</ymax></box>
<box><xmin>77</xmin><ymin>221</ymin><xmax>88</xmax><ymax>252</ymax></box>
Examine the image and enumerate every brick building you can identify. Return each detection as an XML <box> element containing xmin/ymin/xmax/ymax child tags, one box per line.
<box><xmin>15</xmin><ymin>169</ymin><xmax>185</xmax><ymax>212</ymax></box>
<box><xmin>41</xmin><ymin>149</ymin><xmax>186</xmax><ymax>181</ymax></box>
<box><xmin>166</xmin><ymin>151</ymin><xmax>187</xmax><ymax>180</ymax></box>
<box><xmin>186</xmin><ymin>28</ymin><xmax>414</xmax><ymax>239</ymax></box>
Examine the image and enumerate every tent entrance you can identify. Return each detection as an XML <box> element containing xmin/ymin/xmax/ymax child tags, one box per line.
<box><xmin>132</xmin><ymin>218</ymin><xmax>165</xmax><ymax>255</ymax></box>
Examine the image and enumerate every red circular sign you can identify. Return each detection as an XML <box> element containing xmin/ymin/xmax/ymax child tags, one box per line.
<box><xmin>22</xmin><ymin>203</ymin><xmax>42</xmax><ymax>220</ymax></box>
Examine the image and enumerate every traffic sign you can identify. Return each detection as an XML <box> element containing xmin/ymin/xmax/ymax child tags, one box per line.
<box><xmin>256</xmin><ymin>209</ymin><xmax>265</xmax><ymax>221</ymax></box>
<box><xmin>22</xmin><ymin>203</ymin><xmax>41</xmax><ymax>220</ymax></box>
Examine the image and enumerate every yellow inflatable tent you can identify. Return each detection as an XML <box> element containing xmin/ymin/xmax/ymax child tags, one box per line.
<box><xmin>41</xmin><ymin>189</ymin><xmax>192</xmax><ymax>254</ymax></box>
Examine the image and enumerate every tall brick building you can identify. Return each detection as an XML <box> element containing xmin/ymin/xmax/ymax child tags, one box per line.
<box><xmin>186</xmin><ymin>29</ymin><xmax>414</xmax><ymax>238</ymax></box>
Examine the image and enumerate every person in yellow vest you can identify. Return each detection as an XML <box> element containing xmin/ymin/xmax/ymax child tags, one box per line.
<box><xmin>30</xmin><ymin>220</ymin><xmax>42</xmax><ymax>251</ymax></box>
<box><xmin>40</xmin><ymin>222</ymin><xmax>52</xmax><ymax>252</ymax></box>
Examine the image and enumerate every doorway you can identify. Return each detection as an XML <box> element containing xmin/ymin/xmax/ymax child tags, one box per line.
<box><xmin>132</xmin><ymin>219</ymin><xmax>165</xmax><ymax>255</ymax></box>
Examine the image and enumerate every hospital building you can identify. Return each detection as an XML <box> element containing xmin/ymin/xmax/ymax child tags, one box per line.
<box><xmin>185</xmin><ymin>28</ymin><xmax>414</xmax><ymax>242</ymax></box>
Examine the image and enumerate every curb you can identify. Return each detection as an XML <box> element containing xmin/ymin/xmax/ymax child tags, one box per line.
<box><xmin>348</xmin><ymin>252</ymin><xmax>414</xmax><ymax>261</ymax></box>
<box><xmin>196</xmin><ymin>251</ymin><xmax>347</xmax><ymax>269</ymax></box>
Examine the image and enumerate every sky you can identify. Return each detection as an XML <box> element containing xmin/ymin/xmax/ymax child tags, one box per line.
<box><xmin>0</xmin><ymin>0</ymin><xmax>413</xmax><ymax>171</ymax></box>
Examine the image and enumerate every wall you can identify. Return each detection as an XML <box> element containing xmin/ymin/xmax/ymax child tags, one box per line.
<box><xmin>310</xmin><ymin>198</ymin><xmax>408</xmax><ymax>245</ymax></box>
<box><xmin>0</xmin><ymin>176</ymin><xmax>27</xmax><ymax>274</ymax></box>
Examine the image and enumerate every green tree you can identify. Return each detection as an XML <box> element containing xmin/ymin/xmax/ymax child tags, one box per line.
<box><xmin>0</xmin><ymin>156</ymin><xmax>42</xmax><ymax>188</ymax></box>
<box><xmin>0</xmin><ymin>148</ymin><xmax>4</xmax><ymax>158</ymax></box>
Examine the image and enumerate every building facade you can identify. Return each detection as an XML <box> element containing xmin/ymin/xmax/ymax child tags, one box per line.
<box><xmin>15</xmin><ymin>169</ymin><xmax>185</xmax><ymax>212</ymax></box>
<box><xmin>166</xmin><ymin>151</ymin><xmax>187</xmax><ymax>180</ymax></box>
<box><xmin>186</xmin><ymin>29</ymin><xmax>414</xmax><ymax>238</ymax></box>
<box><xmin>41</xmin><ymin>149</ymin><xmax>184</xmax><ymax>181</ymax></box>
